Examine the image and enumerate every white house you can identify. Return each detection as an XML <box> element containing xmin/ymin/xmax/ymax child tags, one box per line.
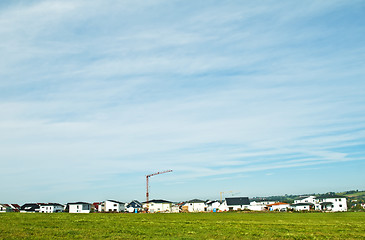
<box><xmin>0</xmin><ymin>204</ymin><xmax>10</xmax><ymax>212</ymax></box>
<box><xmin>267</xmin><ymin>202</ymin><xmax>290</xmax><ymax>211</ymax></box>
<box><xmin>171</xmin><ymin>205</ymin><xmax>180</xmax><ymax>213</ymax></box>
<box><xmin>290</xmin><ymin>203</ymin><xmax>314</xmax><ymax>211</ymax></box>
<box><xmin>98</xmin><ymin>200</ymin><xmax>126</xmax><ymax>212</ymax></box>
<box><xmin>143</xmin><ymin>199</ymin><xmax>172</xmax><ymax>213</ymax></box>
<box><xmin>220</xmin><ymin>197</ymin><xmax>250</xmax><ymax>211</ymax></box>
<box><xmin>294</xmin><ymin>196</ymin><xmax>317</xmax><ymax>204</ymax></box>
<box><xmin>316</xmin><ymin>195</ymin><xmax>347</xmax><ymax>212</ymax></box>
<box><xmin>183</xmin><ymin>199</ymin><xmax>207</xmax><ymax>212</ymax></box>
<box><xmin>68</xmin><ymin>202</ymin><xmax>92</xmax><ymax>213</ymax></box>
<box><xmin>206</xmin><ymin>200</ymin><xmax>221</xmax><ymax>212</ymax></box>
<box><xmin>248</xmin><ymin>201</ymin><xmax>268</xmax><ymax>211</ymax></box>
<box><xmin>126</xmin><ymin>200</ymin><xmax>143</xmax><ymax>213</ymax></box>
<box><xmin>20</xmin><ymin>203</ymin><xmax>40</xmax><ymax>213</ymax></box>
<box><xmin>39</xmin><ymin>203</ymin><xmax>64</xmax><ymax>213</ymax></box>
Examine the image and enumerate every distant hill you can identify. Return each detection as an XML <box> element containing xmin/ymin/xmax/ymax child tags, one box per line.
<box><xmin>251</xmin><ymin>190</ymin><xmax>365</xmax><ymax>203</ymax></box>
<box><xmin>340</xmin><ymin>190</ymin><xmax>365</xmax><ymax>199</ymax></box>
<box><xmin>251</xmin><ymin>190</ymin><xmax>365</xmax><ymax>212</ymax></box>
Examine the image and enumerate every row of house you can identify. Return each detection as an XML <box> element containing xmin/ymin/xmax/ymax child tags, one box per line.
<box><xmin>0</xmin><ymin>194</ymin><xmax>348</xmax><ymax>214</ymax></box>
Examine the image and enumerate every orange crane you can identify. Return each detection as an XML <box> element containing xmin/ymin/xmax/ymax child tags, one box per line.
<box><xmin>146</xmin><ymin>170</ymin><xmax>173</xmax><ymax>211</ymax></box>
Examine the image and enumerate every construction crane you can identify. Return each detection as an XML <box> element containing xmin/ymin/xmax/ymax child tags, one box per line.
<box><xmin>146</xmin><ymin>170</ymin><xmax>173</xmax><ymax>211</ymax></box>
<box><xmin>220</xmin><ymin>191</ymin><xmax>233</xmax><ymax>203</ymax></box>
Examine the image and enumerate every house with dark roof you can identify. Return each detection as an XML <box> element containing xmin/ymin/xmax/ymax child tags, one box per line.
<box><xmin>39</xmin><ymin>203</ymin><xmax>64</xmax><ymax>213</ymax></box>
<box><xmin>143</xmin><ymin>199</ymin><xmax>172</xmax><ymax>213</ymax></box>
<box><xmin>20</xmin><ymin>203</ymin><xmax>40</xmax><ymax>213</ymax></box>
<box><xmin>294</xmin><ymin>196</ymin><xmax>317</xmax><ymax>205</ymax></box>
<box><xmin>9</xmin><ymin>204</ymin><xmax>20</xmax><ymax>212</ymax></box>
<box><xmin>0</xmin><ymin>204</ymin><xmax>11</xmax><ymax>212</ymax></box>
<box><xmin>99</xmin><ymin>200</ymin><xmax>126</xmax><ymax>212</ymax></box>
<box><xmin>182</xmin><ymin>199</ymin><xmax>207</xmax><ymax>212</ymax></box>
<box><xmin>206</xmin><ymin>200</ymin><xmax>221</xmax><ymax>212</ymax></box>
<box><xmin>220</xmin><ymin>197</ymin><xmax>250</xmax><ymax>211</ymax></box>
<box><xmin>126</xmin><ymin>200</ymin><xmax>143</xmax><ymax>213</ymax></box>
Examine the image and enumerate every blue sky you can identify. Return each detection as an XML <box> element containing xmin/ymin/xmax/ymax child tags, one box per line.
<box><xmin>1</xmin><ymin>0</ymin><xmax>364</xmax><ymax>204</ymax></box>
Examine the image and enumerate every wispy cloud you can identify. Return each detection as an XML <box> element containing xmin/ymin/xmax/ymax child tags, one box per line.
<box><xmin>0</xmin><ymin>0</ymin><xmax>364</xmax><ymax>202</ymax></box>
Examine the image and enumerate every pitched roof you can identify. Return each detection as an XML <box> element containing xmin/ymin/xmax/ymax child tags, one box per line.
<box><xmin>225</xmin><ymin>197</ymin><xmax>250</xmax><ymax>206</ymax></box>
<box><xmin>67</xmin><ymin>202</ymin><xmax>91</xmax><ymax>205</ymax></box>
<box><xmin>145</xmin><ymin>199</ymin><xmax>172</xmax><ymax>204</ymax></box>
<box><xmin>107</xmin><ymin>200</ymin><xmax>124</xmax><ymax>204</ymax></box>
<box><xmin>39</xmin><ymin>203</ymin><xmax>64</xmax><ymax>207</ymax></box>
<box><xmin>20</xmin><ymin>203</ymin><xmax>40</xmax><ymax>211</ymax></box>
<box><xmin>126</xmin><ymin>200</ymin><xmax>143</xmax><ymax>208</ymax></box>
<box><xmin>186</xmin><ymin>199</ymin><xmax>205</xmax><ymax>203</ymax></box>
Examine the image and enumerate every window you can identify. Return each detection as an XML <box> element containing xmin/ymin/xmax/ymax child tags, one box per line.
<box><xmin>339</xmin><ymin>204</ymin><xmax>342</xmax><ymax>207</ymax></box>
<box><xmin>339</xmin><ymin>199</ymin><xmax>342</xmax><ymax>201</ymax></box>
<box><xmin>114</xmin><ymin>204</ymin><xmax>117</xmax><ymax>207</ymax></box>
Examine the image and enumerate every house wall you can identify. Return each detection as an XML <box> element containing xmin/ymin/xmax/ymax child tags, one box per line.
<box><xmin>0</xmin><ymin>205</ymin><xmax>9</xmax><ymax>212</ymax></box>
<box><xmin>294</xmin><ymin>196</ymin><xmax>317</xmax><ymax>204</ymax></box>
<box><xmin>270</xmin><ymin>204</ymin><xmax>290</xmax><ymax>211</ymax></box>
<box><xmin>40</xmin><ymin>205</ymin><xmax>64</xmax><ymax>213</ymax></box>
<box><xmin>171</xmin><ymin>206</ymin><xmax>180</xmax><ymax>213</ymax></box>
<box><xmin>293</xmin><ymin>205</ymin><xmax>311</xmax><ymax>211</ymax></box>
<box><xmin>144</xmin><ymin>202</ymin><xmax>171</xmax><ymax>213</ymax></box>
<box><xmin>248</xmin><ymin>205</ymin><xmax>265</xmax><ymax>211</ymax></box>
<box><xmin>320</xmin><ymin>198</ymin><xmax>347</xmax><ymax>212</ymax></box>
<box><xmin>69</xmin><ymin>204</ymin><xmax>91</xmax><ymax>213</ymax></box>
<box><xmin>104</xmin><ymin>201</ymin><xmax>125</xmax><ymax>212</ymax></box>
<box><xmin>207</xmin><ymin>202</ymin><xmax>221</xmax><ymax>211</ymax></box>
<box><xmin>223</xmin><ymin>203</ymin><xmax>250</xmax><ymax>211</ymax></box>
<box><xmin>186</xmin><ymin>202</ymin><xmax>206</xmax><ymax>212</ymax></box>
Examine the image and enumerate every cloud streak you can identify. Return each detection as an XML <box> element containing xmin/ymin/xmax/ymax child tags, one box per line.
<box><xmin>0</xmin><ymin>0</ymin><xmax>364</xmax><ymax>202</ymax></box>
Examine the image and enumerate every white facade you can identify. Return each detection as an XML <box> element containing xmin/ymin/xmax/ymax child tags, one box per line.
<box><xmin>220</xmin><ymin>201</ymin><xmax>250</xmax><ymax>211</ymax></box>
<box><xmin>268</xmin><ymin>203</ymin><xmax>290</xmax><ymax>211</ymax></box>
<box><xmin>248</xmin><ymin>202</ymin><xmax>267</xmax><ymax>211</ymax></box>
<box><xmin>183</xmin><ymin>200</ymin><xmax>207</xmax><ymax>212</ymax></box>
<box><xmin>143</xmin><ymin>201</ymin><xmax>172</xmax><ymax>213</ymax></box>
<box><xmin>294</xmin><ymin>196</ymin><xmax>317</xmax><ymax>204</ymax></box>
<box><xmin>291</xmin><ymin>204</ymin><xmax>312</xmax><ymax>211</ymax></box>
<box><xmin>68</xmin><ymin>203</ymin><xmax>91</xmax><ymax>213</ymax></box>
<box><xmin>99</xmin><ymin>200</ymin><xmax>125</xmax><ymax>212</ymax></box>
<box><xmin>39</xmin><ymin>204</ymin><xmax>64</xmax><ymax>213</ymax></box>
<box><xmin>126</xmin><ymin>206</ymin><xmax>138</xmax><ymax>213</ymax></box>
<box><xmin>171</xmin><ymin>205</ymin><xmax>180</xmax><ymax>213</ymax></box>
<box><xmin>206</xmin><ymin>201</ymin><xmax>221</xmax><ymax>212</ymax></box>
<box><xmin>317</xmin><ymin>197</ymin><xmax>347</xmax><ymax>212</ymax></box>
<box><xmin>0</xmin><ymin>204</ymin><xmax>9</xmax><ymax>212</ymax></box>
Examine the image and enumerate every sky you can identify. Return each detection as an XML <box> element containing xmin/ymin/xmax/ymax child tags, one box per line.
<box><xmin>0</xmin><ymin>0</ymin><xmax>365</xmax><ymax>204</ymax></box>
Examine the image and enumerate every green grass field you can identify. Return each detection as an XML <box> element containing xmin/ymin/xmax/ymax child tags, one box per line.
<box><xmin>0</xmin><ymin>212</ymin><xmax>364</xmax><ymax>239</ymax></box>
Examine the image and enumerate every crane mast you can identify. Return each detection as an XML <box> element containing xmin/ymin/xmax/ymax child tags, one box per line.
<box><xmin>146</xmin><ymin>170</ymin><xmax>172</xmax><ymax>211</ymax></box>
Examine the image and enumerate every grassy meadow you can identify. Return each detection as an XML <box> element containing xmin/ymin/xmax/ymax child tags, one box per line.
<box><xmin>0</xmin><ymin>212</ymin><xmax>364</xmax><ymax>239</ymax></box>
